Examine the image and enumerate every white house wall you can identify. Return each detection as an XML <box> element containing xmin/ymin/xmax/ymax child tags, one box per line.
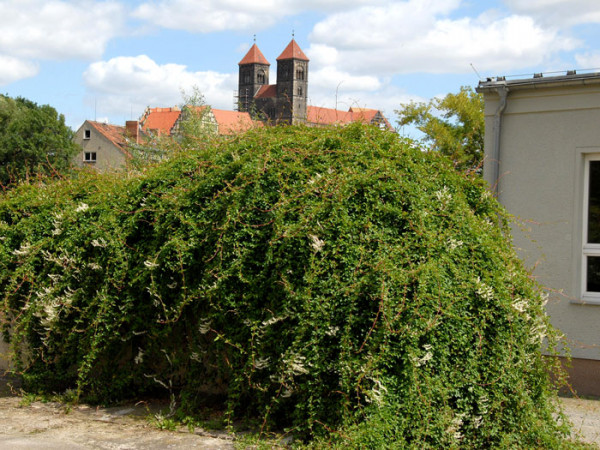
<box><xmin>483</xmin><ymin>82</ymin><xmax>600</xmax><ymax>362</ymax></box>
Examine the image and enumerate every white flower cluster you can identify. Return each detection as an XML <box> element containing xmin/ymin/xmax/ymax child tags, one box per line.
<box><xmin>447</xmin><ymin>238</ymin><xmax>463</xmax><ymax>250</ymax></box>
<box><xmin>198</xmin><ymin>318</ymin><xmax>212</xmax><ymax>334</ymax></box>
<box><xmin>446</xmin><ymin>412</ymin><xmax>466</xmax><ymax>441</ymax></box>
<box><xmin>307</xmin><ymin>173</ymin><xmax>322</xmax><ymax>185</ymax></box>
<box><xmin>12</xmin><ymin>242</ymin><xmax>32</xmax><ymax>256</ymax></box>
<box><xmin>325</xmin><ymin>326</ymin><xmax>339</xmax><ymax>336</ymax></box>
<box><xmin>434</xmin><ymin>186</ymin><xmax>452</xmax><ymax>204</ymax></box>
<box><xmin>91</xmin><ymin>237</ymin><xmax>108</xmax><ymax>248</ymax></box>
<box><xmin>308</xmin><ymin>234</ymin><xmax>325</xmax><ymax>252</ymax></box>
<box><xmin>365</xmin><ymin>378</ymin><xmax>388</xmax><ymax>406</ymax></box>
<box><xmin>144</xmin><ymin>260</ymin><xmax>159</xmax><ymax>269</ymax></box>
<box><xmin>134</xmin><ymin>348</ymin><xmax>144</xmax><ymax>365</ymax></box>
<box><xmin>75</xmin><ymin>202</ymin><xmax>89</xmax><ymax>213</ymax></box>
<box><xmin>262</xmin><ymin>315</ymin><xmax>285</xmax><ymax>327</ymax></box>
<box><xmin>253</xmin><ymin>357</ymin><xmax>270</xmax><ymax>370</ymax></box>
<box><xmin>512</xmin><ymin>297</ymin><xmax>529</xmax><ymax>317</ymax></box>
<box><xmin>475</xmin><ymin>277</ymin><xmax>494</xmax><ymax>301</ymax></box>
<box><xmin>285</xmin><ymin>353</ymin><xmax>309</xmax><ymax>376</ymax></box>
<box><xmin>412</xmin><ymin>344</ymin><xmax>433</xmax><ymax>367</ymax></box>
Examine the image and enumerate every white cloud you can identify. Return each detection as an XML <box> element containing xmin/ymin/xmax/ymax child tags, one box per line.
<box><xmin>575</xmin><ymin>52</ymin><xmax>600</xmax><ymax>69</ymax></box>
<box><xmin>0</xmin><ymin>0</ymin><xmax>124</xmax><ymax>61</ymax></box>
<box><xmin>0</xmin><ymin>55</ymin><xmax>39</xmax><ymax>86</ymax></box>
<box><xmin>504</xmin><ymin>0</ymin><xmax>600</xmax><ymax>27</ymax></box>
<box><xmin>83</xmin><ymin>55</ymin><xmax>237</xmax><ymax>117</ymax></box>
<box><xmin>133</xmin><ymin>0</ymin><xmax>378</xmax><ymax>32</ymax></box>
<box><xmin>308</xmin><ymin>0</ymin><xmax>577</xmax><ymax>75</ymax></box>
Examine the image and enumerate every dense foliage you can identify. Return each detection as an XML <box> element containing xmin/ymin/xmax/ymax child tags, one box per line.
<box><xmin>0</xmin><ymin>94</ymin><xmax>79</xmax><ymax>186</ymax></box>
<box><xmin>0</xmin><ymin>124</ymin><xmax>571</xmax><ymax>446</ymax></box>
<box><xmin>396</xmin><ymin>86</ymin><xmax>484</xmax><ymax>172</ymax></box>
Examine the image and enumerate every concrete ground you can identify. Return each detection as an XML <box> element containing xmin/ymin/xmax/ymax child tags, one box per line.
<box><xmin>561</xmin><ymin>396</ymin><xmax>600</xmax><ymax>446</ymax></box>
<box><xmin>0</xmin><ymin>375</ymin><xmax>598</xmax><ymax>448</ymax></box>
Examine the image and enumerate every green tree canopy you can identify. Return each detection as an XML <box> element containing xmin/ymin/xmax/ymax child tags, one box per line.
<box><xmin>396</xmin><ymin>86</ymin><xmax>484</xmax><ymax>172</ymax></box>
<box><xmin>0</xmin><ymin>94</ymin><xmax>79</xmax><ymax>186</ymax></box>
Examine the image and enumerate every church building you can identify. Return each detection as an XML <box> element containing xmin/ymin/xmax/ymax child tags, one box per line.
<box><xmin>238</xmin><ymin>39</ymin><xmax>309</xmax><ymax>125</ymax></box>
<box><xmin>238</xmin><ymin>39</ymin><xmax>393</xmax><ymax>130</ymax></box>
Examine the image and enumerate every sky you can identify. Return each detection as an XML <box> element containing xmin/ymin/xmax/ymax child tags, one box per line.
<box><xmin>2</xmin><ymin>0</ymin><xmax>600</xmax><ymax>135</ymax></box>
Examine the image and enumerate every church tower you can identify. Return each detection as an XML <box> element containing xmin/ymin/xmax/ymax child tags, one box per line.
<box><xmin>275</xmin><ymin>39</ymin><xmax>309</xmax><ymax>124</ymax></box>
<box><xmin>238</xmin><ymin>43</ymin><xmax>270</xmax><ymax>113</ymax></box>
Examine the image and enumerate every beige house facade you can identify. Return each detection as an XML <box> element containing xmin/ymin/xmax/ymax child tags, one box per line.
<box><xmin>73</xmin><ymin>120</ymin><xmax>139</xmax><ymax>172</ymax></box>
<box><xmin>478</xmin><ymin>72</ymin><xmax>600</xmax><ymax>396</ymax></box>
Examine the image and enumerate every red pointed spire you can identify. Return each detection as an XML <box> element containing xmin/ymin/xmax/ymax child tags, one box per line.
<box><xmin>238</xmin><ymin>44</ymin><xmax>270</xmax><ymax>66</ymax></box>
<box><xmin>276</xmin><ymin>39</ymin><xmax>309</xmax><ymax>61</ymax></box>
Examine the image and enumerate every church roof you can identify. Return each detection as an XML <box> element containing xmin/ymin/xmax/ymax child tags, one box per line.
<box><xmin>239</xmin><ymin>44</ymin><xmax>270</xmax><ymax>66</ymax></box>
<box><xmin>276</xmin><ymin>39</ymin><xmax>309</xmax><ymax>61</ymax></box>
<box><xmin>255</xmin><ymin>84</ymin><xmax>277</xmax><ymax>98</ymax></box>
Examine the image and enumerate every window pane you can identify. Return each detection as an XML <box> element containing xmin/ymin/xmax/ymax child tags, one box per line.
<box><xmin>588</xmin><ymin>161</ymin><xmax>600</xmax><ymax>243</ymax></box>
<box><xmin>587</xmin><ymin>256</ymin><xmax>600</xmax><ymax>292</ymax></box>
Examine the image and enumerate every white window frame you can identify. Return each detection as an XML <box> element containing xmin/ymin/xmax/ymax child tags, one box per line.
<box><xmin>84</xmin><ymin>129</ymin><xmax>91</xmax><ymax>140</ymax></box>
<box><xmin>581</xmin><ymin>153</ymin><xmax>600</xmax><ymax>304</ymax></box>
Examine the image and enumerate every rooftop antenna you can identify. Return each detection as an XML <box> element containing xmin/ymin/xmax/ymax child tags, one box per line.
<box><xmin>470</xmin><ymin>63</ymin><xmax>482</xmax><ymax>81</ymax></box>
<box><xmin>94</xmin><ymin>97</ymin><xmax>97</xmax><ymax>122</ymax></box>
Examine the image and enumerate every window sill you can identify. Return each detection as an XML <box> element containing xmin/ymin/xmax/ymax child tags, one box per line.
<box><xmin>574</xmin><ymin>294</ymin><xmax>600</xmax><ymax>305</ymax></box>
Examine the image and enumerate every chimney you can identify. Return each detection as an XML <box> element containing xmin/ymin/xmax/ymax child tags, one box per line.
<box><xmin>126</xmin><ymin>120</ymin><xmax>140</xmax><ymax>144</ymax></box>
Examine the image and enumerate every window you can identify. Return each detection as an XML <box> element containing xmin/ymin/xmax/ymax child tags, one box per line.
<box><xmin>582</xmin><ymin>155</ymin><xmax>600</xmax><ymax>302</ymax></box>
<box><xmin>84</xmin><ymin>152</ymin><xmax>97</xmax><ymax>163</ymax></box>
<box><xmin>297</xmin><ymin>86</ymin><xmax>303</xmax><ymax>96</ymax></box>
<box><xmin>257</xmin><ymin>70</ymin><xmax>265</xmax><ymax>84</ymax></box>
<box><xmin>84</xmin><ymin>129</ymin><xmax>91</xmax><ymax>139</ymax></box>
<box><xmin>296</xmin><ymin>67</ymin><xmax>304</xmax><ymax>81</ymax></box>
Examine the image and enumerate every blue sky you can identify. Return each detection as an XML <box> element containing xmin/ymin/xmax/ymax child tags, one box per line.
<box><xmin>2</xmin><ymin>0</ymin><xmax>600</xmax><ymax>136</ymax></box>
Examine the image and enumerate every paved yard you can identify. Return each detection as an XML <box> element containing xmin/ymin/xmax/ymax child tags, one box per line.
<box><xmin>0</xmin><ymin>374</ymin><xmax>598</xmax><ymax>448</ymax></box>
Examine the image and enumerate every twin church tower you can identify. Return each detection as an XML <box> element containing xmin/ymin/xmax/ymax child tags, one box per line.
<box><xmin>237</xmin><ymin>39</ymin><xmax>309</xmax><ymax>124</ymax></box>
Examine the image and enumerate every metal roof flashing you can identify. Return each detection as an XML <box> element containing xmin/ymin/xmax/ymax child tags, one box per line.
<box><xmin>476</xmin><ymin>71</ymin><xmax>600</xmax><ymax>93</ymax></box>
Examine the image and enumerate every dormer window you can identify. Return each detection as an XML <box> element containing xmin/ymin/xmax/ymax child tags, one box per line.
<box><xmin>84</xmin><ymin>129</ymin><xmax>91</xmax><ymax>139</ymax></box>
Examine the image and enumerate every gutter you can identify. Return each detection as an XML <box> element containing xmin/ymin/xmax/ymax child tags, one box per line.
<box><xmin>491</xmin><ymin>84</ymin><xmax>508</xmax><ymax>196</ymax></box>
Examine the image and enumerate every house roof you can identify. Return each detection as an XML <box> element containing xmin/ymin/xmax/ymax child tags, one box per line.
<box><xmin>255</xmin><ymin>84</ymin><xmax>277</xmax><ymax>98</ymax></box>
<box><xmin>239</xmin><ymin>44</ymin><xmax>270</xmax><ymax>66</ymax></box>
<box><xmin>307</xmin><ymin>106</ymin><xmax>394</xmax><ymax>130</ymax></box>
<box><xmin>211</xmin><ymin>109</ymin><xmax>262</xmax><ymax>135</ymax></box>
<box><xmin>85</xmin><ymin>121</ymin><xmax>132</xmax><ymax>157</ymax></box>
<box><xmin>477</xmin><ymin>70</ymin><xmax>600</xmax><ymax>93</ymax></box>
<box><xmin>140</xmin><ymin>107</ymin><xmax>181</xmax><ymax>135</ymax></box>
<box><xmin>276</xmin><ymin>39</ymin><xmax>309</xmax><ymax>61</ymax></box>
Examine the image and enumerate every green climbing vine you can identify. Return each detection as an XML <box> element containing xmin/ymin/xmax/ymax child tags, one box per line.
<box><xmin>0</xmin><ymin>124</ymin><xmax>573</xmax><ymax>446</ymax></box>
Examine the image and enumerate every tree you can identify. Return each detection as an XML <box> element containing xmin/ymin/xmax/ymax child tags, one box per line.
<box><xmin>396</xmin><ymin>86</ymin><xmax>484</xmax><ymax>172</ymax></box>
<box><xmin>0</xmin><ymin>94</ymin><xmax>79</xmax><ymax>186</ymax></box>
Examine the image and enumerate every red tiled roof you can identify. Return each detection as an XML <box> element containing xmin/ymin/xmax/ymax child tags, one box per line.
<box><xmin>239</xmin><ymin>44</ymin><xmax>270</xmax><ymax>66</ymax></box>
<box><xmin>211</xmin><ymin>109</ymin><xmax>261</xmax><ymax>135</ymax></box>
<box><xmin>307</xmin><ymin>106</ymin><xmax>354</xmax><ymax>125</ymax></box>
<box><xmin>86</xmin><ymin>121</ymin><xmax>131</xmax><ymax>157</ymax></box>
<box><xmin>176</xmin><ymin>105</ymin><xmax>262</xmax><ymax>136</ymax></box>
<box><xmin>276</xmin><ymin>39</ymin><xmax>309</xmax><ymax>61</ymax></box>
<box><xmin>307</xmin><ymin>106</ymin><xmax>394</xmax><ymax>130</ymax></box>
<box><xmin>255</xmin><ymin>84</ymin><xmax>277</xmax><ymax>98</ymax></box>
<box><xmin>140</xmin><ymin>107</ymin><xmax>181</xmax><ymax>135</ymax></box>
